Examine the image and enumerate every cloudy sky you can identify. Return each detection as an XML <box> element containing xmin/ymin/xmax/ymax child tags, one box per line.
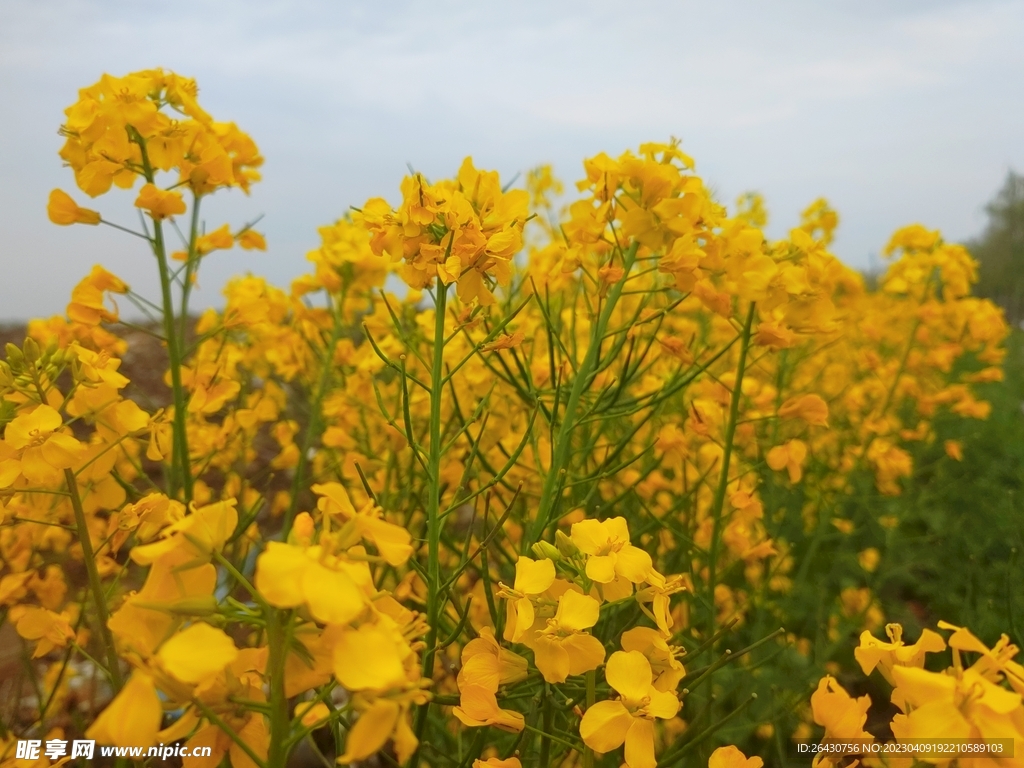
<box><xmin>1</xmin><ymin>0</ymin><xmax>1022</xmax><ymax>321</ymax></box>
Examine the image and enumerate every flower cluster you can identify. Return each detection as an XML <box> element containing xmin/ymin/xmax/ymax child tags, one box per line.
<box><xmin>0</xmin><ymin>69</ymin><xmax>1009</xmax><ymax>768</ymax></box>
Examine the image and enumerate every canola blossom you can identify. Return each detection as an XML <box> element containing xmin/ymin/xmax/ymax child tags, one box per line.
<box><xmin>0</xmin><ymin>69</ymin><xmax>1014</xmax><ymax>767</ymax></box>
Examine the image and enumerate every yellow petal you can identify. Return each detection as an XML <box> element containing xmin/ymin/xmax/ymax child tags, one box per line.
<box><xmin>41</xmin><ymin>432</ymin><xmax>86</xmax><ymax>469</ymax></box>
<box><xmin>20</xmin><ymin>446</ymin><xmax>62</xmax><ymax>485</ymax></box>
<box><xmin>615</xmin><ymin>545</ymin><xmax>653</xmax><ymax>583</ymax></box>
<box><xmin>254</xmin><ymin>542</ymin><xmax>308</xmax><ymax>608</ymax></box>
<box><xmin>229</xmin><ymin>713</ymin><xmax>269</xmax><ymax>768</ymax></box>
<box><xmin>606</xmin><ymin>650</ymin><xmax>653</xmax><ymax>703</ymax></box>
<box><xmin>586</xmin><ymin>554</ymin><xmax>618</xmax><ymax>584</ymax></box>
<box><xmin>570</xmin><ymin>519</ymin><xmax>606</xmax><ymax>554</ymax></box>
<box><xmin>159</xmin><ymin>623</ymin><xmax>239</xmax><ymax>683</ymax></box>
<box><xmin>532</xmin><ymin>636</ymin><xmax>570</xmax><ymax>683</ymax></box>
<box><xmin>338</xmin><ymin>699</ymin><xmax>400</xmax><ymax>764</ymax></box>
<box><xmin>709</xmin><ymin>746</ymin><xmax>764</xmax><ymax>768</ymax></box>
<box><xmin>563</xmin><ymin>633</ymin><xmax>607</xmax><ymax>677</ymax></box>
<box><xmin>512</xmin><ymin>596</ymin><xmax>535</xmax><ymax>642</ymax></box>
<box><xmin>333</xmin><ymin>624</ymin><xmax>406</xmax><ymax>690</ymax></box>
<box><xmin>579</xmin><ymin>700</ymin><xmax>632</xmax><ymax>753</ymax></box>
<box><xmin>514</xmin><ymin>556</ymin><xmax>555</xmax><ymax>594</ymax></box>
<box><xmin>554</xmin><ymin>590</ymin><xmax>600</xmax><ymax>632</ymax></box>
<box><xmin>646</xmin><ymin>688</ymin><xmax>680</xmax><ymax>719</ymax></box>
<box><xmin>624</xmin><ymin>717</ymin><xmax>656</xmax><ymax>768</ymax></box>
<box><xmin>86</xmin><ymin>672</ymin><xmax>162</xmax><ymax>748</ymax></box>
<box><xmin>358</xmin><ymin>516</ymin><xmax>413</xmax><ymax>566</ymax></box>
<box><xmin>302</xmin><ymin>561</ymin><xmax>365</xmax><ymax>625</ymax></box>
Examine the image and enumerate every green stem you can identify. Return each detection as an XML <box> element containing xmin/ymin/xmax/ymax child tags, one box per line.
<box><xmin>134</xmin><ymin>134</ymin><xmax>193</xmax><ymax>503</ymax></box>
<box><xmin>64</xmin><ymin>468</ymin><xmax>123</xmax><ymax>692</ymax></box>
<box><xmin>703</xmin><ymin>301</ymin><xmax>756</xmax><ymax>722</ymax></box>
<box><xmin>266</xmin><ymin>609</ymin><xmax>291</xmax><ymax>768</ymax></box>
<box><xmin>193</xmin><ymin>700</ymin><xmax>268</xmax><ymax>768</ymax></box>
<box><xmin>539</xmin><ymin>683</ymin><xmax>552</xmax><ymax>767</ymax></box>
<box><xmin>413</xmin><ymin>281</ymin><xmax>449</xmax><ymax>766</ymax></box>
<box><xmin>178</xmin><ymin>193</ymin><xmax>202</xmax><ymax>350</ymax></box>
<box><xmin>530</xmin><ymin>241</ymin><xmax>639</xmax><ymax>545</ymax></box>
<box><xmin>153</xmin><ymin>217</ymin><xmax>194</xmax><ymax>503</ymax></box>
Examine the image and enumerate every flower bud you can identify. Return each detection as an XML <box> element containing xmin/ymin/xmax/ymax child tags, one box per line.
<box><xmin>531</xmin><ymin>540</ymin><xmax>562</xmax><ymax>562</ymax></box>
<box><xmin>555</xmin><ymin>530</ymin><xmax>581</xmax><ymax>558</ymax></box>
<box><xmin>289</xmin><ymin>512</ymin><xmax>315</xmax><ymax>547</ymax></box>
<box><xmin>22</xmin><ymin>337</ymin><xmax>40</xmax><ymax>362</ymax></box>
<box><xmin>5</xmin><ymin>344</ymin><xmax>24</xmax><ymax>369</ymax></box>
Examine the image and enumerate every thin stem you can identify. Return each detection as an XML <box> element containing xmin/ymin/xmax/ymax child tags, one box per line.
<box><xmin>530</xmin><ymin>241</ymin><xmax>640</xmax><ymax>544</ymax></box>
<box><xmin>134</xmin><ymin>133</ymin><xmax>193</xmax><ymax>502</ymax></box>
<box><xmin>266</xmin><ymin>609</ymin><xmax>291</xmax><ymax>768</ymax></box>
<box><xmin>703</xmin><ymin>301</ymin><xmax>756</xmax><ymax>722</ymax></box>
<box><xmin>64</xmin><ymin>468</ymin><xmax>123</xmax><ymax>691</ymax></box>
<box><xmin>412</xmin><ymin>280</ymin><xmax>449</xmax><ymax>767</ymax></box>
<box><xmin>539</xmin><ymin>683</ymin><xmax>552</xmax><ymax>766</ymax></box>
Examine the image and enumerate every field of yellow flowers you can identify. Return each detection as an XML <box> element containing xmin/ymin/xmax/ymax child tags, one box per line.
<box><xmin>2</xmin><ymin>69</ymin><xmax>1022</xmax><ymax>768</ymax></box>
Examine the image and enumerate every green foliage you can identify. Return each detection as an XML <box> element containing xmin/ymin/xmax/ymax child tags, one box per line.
<box><xmin>969</xmin><ymin>172</ymin><xmax>1024</xmax><ymax>321</ymax></box>
<box><xmin>879</xmin><ymin>330</ymin><xmax>1024</xmax><ymax>644</ymax></box>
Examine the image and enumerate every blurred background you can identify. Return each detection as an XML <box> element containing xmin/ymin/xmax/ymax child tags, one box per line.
<box><xmin>2</xmin><ymin>0</ymin><xmax>1023</xmax><ymax>321</ymax></box>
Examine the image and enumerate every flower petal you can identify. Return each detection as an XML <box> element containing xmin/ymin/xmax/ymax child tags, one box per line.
<box><xmin>579</xmin><ymin>700</ymin><xmax>632</xmax><ymax>754</ymax></box>
<box><xmin>624</xmin><ymin>717</ymin><xmax>656</xmax><ymax>768</ymax></box>
<box><xmin>606</xmin><ymin>650</ymin><xmax>653</xmax><ymax>703</ymax></box>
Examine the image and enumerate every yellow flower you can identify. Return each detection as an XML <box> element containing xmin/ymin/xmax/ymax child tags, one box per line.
<box><xmin>857</xmin><ymin>547</ymin><xmax>880</xmax><ymax>572</ymax></box>
<box><xmin>531</xmin><ymin>590</ymin><xmax>606</xmax><ymax>683</ymax></box>
<box><xmin>1</xmin><ymin>404</ymin><xmax>85</xmax><ymax>487</ymax></box>
<box><xmin>778</xmin><ymin>393</ymin><xmax>830</xmax><ymax>427</ymax></box>
<box><xmin>313</xmin><ymin>482</ymin><xmax>413</xmax><ymax>565</ymax></box>
<box><xmin>709</xmin><ymin>746</ymin><xmax>764</xmax><ymax>768</ymax></box>
<box><xmin>85</xmin><ymin>672</ymin><xmax>163</xmax><ymax>748</ymax></box>
<box><xmin>337</xmin><ymin>698</ymin><xmax>417</xmax><ymax>765</ymax></box>
<box><xmin>943</xmin><ymin>439</ymin><xmax>963</xmax><ymax>461</ymax></box>
<box><xmin>66</xmin><ymin>265</ymin><xmax>129</xmax><ymax>325</ymax></box>
<box><xmin>296</xmin><ymin>701</ymin><xmax>330</xmax><ymax>729</ymax></box>
<box><xmin>158</xmin><ymin>622</ymin><xmax>239</xmax><ymax>684</ymax></box>
<box><xmin>254</xmin><ymin>541</ymin><xmax>367</xmax><ymax>625</ymax></box>
<box><xmin>237</xmin><ymin>229</ymin><xmax>267</xmax><ymax>250</ymax></box>
<box><xmin>452</xmin><ymin>685</ymin><xmax>526</xmax><ymax>733</ymax></box>
<box><xmin>453</xmin><ymin>627</ymin><xmax>528</xmax><ymax>733</ymax></box>
<box><xmin>458</xmin><ymin>627</ymin><xmax>529</xmax><ymax>690</ymax></box>
<box><xmin>579</xmin><ymin>651</ymin><xmax>680</xmax><ymax>768</ymax></box>
<box><xmin>854</xmin><ymin>623</ymin><xmax>946</xmax><ymax>686</ymax></box>
<box><xmin>134</xmin><ymin>182</ymin><xmax>186</xmax><ymax>220</ymax></box>
<box><xmin>130</xmin><ymin>498</ymin><xmax>239</xmax><ymax>565</ymax></box>
<box><xmin>809</xmin><ymin>675</ymin><xmax>872</xmax><ymax>741</ymax></box>
<box><xmin>332</xmin><ymin>622</ymin><xmax>409</xmax><ymax>692</ymax></box>
<box><xmin>635</xmin><ymin>570</ymin><xmax>688</xmax><ymax>636</ymax></box>
<box><xmin>890</xmin><ymin>663</ymin><xmax>1024</xmax><ymax>745</ymax></box>
<box><xmin>570</xmin><ymin>517</ymin><xmax>653</xmax><ymax>584</ymax></box>
<box><xmin>473</xmin><ymin>759</ymin><xmax>522</xmax><ymax>768</ymax></box>
<box><xmin>500</xmin><ymin>555</ymin><xmax>555</xmax><ymax>643</ymax></box>
<box><xmin>766</xmin><ymin>439</ymin><xmax>808</xmax><ymax>483</ymax></box>
<box><xmin>620</xmin><ymin>627</ymin><xmax>685</xmax><ymax>692</ymax></box>
<box><xmin>11</xmin><ymin>606</ymin><xmax>75</xmax><ymax>658</ymax></box>
<box><xmin>47</xmin><ymin>188</ymin><xmax>100</xmax><ymax>225</ymax></box>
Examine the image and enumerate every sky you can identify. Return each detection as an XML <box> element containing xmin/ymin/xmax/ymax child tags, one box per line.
<box><xmin>1</xmin><ymin>0</ymin><xmax>1022</xmax><ymax>321</ymax></box>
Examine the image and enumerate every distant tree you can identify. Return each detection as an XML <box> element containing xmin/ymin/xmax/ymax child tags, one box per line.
<box><xmin>968</xmin><ymin>171</ymin><xmax>1024</xmax><ymax>322</ymax></box>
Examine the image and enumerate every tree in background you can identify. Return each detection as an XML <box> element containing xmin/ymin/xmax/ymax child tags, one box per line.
<box><xmin>969</xmin><ymin>170</ymin><xmax>1024</xmax><ymax>322</ymax></box>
